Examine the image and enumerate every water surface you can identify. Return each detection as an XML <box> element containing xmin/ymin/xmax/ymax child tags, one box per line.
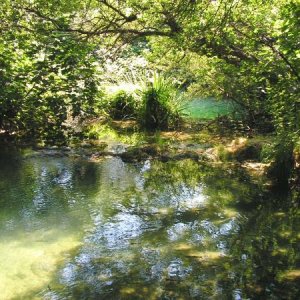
<box><xmin>184</xmin><ymin>98</ymin><xmax>240</xmax><ymax>120</ymax></box>
<box><xmin>0</xmin><ymin>148</ymin><xmax>299</xmax><ymax>299</ymax></box>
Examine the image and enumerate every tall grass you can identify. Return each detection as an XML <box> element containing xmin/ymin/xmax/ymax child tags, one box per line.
<box><xmin>139</xmin><ymin>75</ymin><xmax>185</xmax><ymax>130</ymax></box>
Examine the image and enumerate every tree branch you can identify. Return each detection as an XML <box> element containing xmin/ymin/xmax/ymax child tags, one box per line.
<box><xmin>98</xmin><ymin>0</ymin><xmax>137</xmax><ymax>22</ymax></box>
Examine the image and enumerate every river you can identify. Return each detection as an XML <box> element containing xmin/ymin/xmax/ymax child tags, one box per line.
<box><xmin>0</xmin><ymin>148</ymin><xmax>299</xmax><ymax>299</ymax></box>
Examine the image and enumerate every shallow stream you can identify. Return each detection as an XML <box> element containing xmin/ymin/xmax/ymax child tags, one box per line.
<box><xmin>0</xmin><ymin>148</ymin><xmax>299</xmax><ymax>299</ymax></box>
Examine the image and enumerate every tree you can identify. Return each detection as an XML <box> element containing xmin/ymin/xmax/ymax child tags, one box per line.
<box><xmin>1</xmin><ymin>0</ymin><xmax>299</xmax><ymax>147</ymax></box>
<box><xmin>0</xmin><ymin>2</ymin><xmax>101</xmax><ymax>142</ymax></box>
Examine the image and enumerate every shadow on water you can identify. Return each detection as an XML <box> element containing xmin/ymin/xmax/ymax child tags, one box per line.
<box><xmin>0</xmin><ymin>148</ymin><xmax>299</xmax><ymax>299</ymax></box>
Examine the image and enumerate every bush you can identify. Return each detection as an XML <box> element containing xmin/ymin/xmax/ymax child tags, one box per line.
<box><xmin>109</xmin><ymin>91</ymin><xmax>137</xmax><ymax>120</ymax></box>
<box><xmin>139</xmin><ymin>75</ymin><xmax>184</xmax><ymax>130</ymax></box>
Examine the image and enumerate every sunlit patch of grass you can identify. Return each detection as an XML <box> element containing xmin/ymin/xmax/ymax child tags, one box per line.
<box><xmin>84</xmin><ymin>123</ymin><xmax>147</xmax><ymax>146</ymax></box>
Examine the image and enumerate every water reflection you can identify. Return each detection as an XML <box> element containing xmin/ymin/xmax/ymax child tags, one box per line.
<box><xmin>0</xmin><ymin>149</ymin><xmax>299</xmax><ymax>299</ymax></box>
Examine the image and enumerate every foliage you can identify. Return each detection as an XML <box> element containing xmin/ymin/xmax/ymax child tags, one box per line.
<box><xmin>0</xmin><ymin>4</ymin><xmax>101</xmax><ymax>144</ymax></box>
<box><xmin>0</xmin><ymin>33</ymin><xmax>101</xmax><ymax>143</ymax></box>
<box><xmin>109</xmin><ymin>91</ymin><xmax>137</xmax><ymax>120</ymax></box>
<box><xmin>142</xmin><ymin>0</ymin><xmax>299</xmax><ymax>138</ymax></box>
<box><xmin>0</xmin><ymin>0</ymin><xmax>299</xmax><ymax>153</ymax></box>
<box><xmin>139</xmin><ymin>75</ymin><xmax>184</xmax><ymax>130</ymax></box>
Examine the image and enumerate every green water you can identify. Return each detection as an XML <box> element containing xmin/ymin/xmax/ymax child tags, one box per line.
<box><xmin>0</xmin><ymin>148</ymin><xmax>299</xmax><ymax>299</ymax></box>
<box><xmin>184</xmin><ymin>98</ymin><xmax>239</xmax><ymax>120</ymax></box>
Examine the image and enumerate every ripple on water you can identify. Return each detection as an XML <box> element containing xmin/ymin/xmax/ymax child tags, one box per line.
<box><xmin>0</xmin><ymin>152</ymin><xmax>299</xmax><ymax>299</ymax></box>
<box><xmin>90</xmin><ymin>213</ymin><xmax>144</xmax><ymax>249</ymax></box>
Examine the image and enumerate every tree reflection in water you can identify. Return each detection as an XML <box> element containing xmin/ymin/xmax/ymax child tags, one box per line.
<box><xmin>0</xmin><ymin>151</ymin><xmax>299</xmax><ymax>299</ymax></box>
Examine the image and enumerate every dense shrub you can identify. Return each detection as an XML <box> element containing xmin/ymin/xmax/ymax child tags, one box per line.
<box><xmin>109</xmin><ymin>91</ymin><xmax>137</xmax><ymax>120</ymax></box>
<box><xmin>139</xmin><ymin>76</ymin><xmax>184</xmax><ymax>130</ymax></box>
<box><xmin>0</xmin><ymin>32</ymin><xmax>100</xmax><ymax>144</ymax></box>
